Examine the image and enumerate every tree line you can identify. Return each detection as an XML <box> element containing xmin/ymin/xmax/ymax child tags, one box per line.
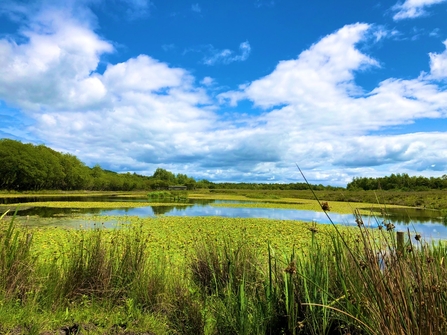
<box><xmin>347</xmin><ymin>173</ymin><xmax>447</xmax><ymax>191</ymax></box>
<box><xmin>0</xmin><ymin>139</ymin><xmax>197</xmax><ymax>191</ymax></box>
<box><xmin>0</xmin><ymin>139</ymin><xmax>345</xmax><ymax>192</ymax></box>
<box><xmin>4</xmin><ymin>139</ymin><xmax>444</xmax><ymax>192</ymax></box>
<box><xmin>203</xmin><ymin>182</ymin><xmax>342</xmax><ymax>191</ymax></box>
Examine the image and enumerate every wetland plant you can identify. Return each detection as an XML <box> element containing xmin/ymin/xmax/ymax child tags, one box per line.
<box><xmin>0</xmin><ymin>209</ymin><xmax>447</xmax><ymax>333</ymax></box>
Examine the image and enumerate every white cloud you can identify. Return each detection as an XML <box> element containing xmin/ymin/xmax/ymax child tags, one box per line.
<box><xmin>392</xmin><ymin>0</ymin><xmax>446</xmax><ymax>20</ymax></box>
<box><xmin>331</xmin><ymin>133</ymin><xmax>447</xmax><ymax>170</ymax></box>
<box><xmin>372</xmin><ymin>26</ymin><xmax>400</xmax><ymax>42</ymax></box>
<box><xmin>203</xmin><ymin>41</ymin><xmax>251</xmax><ymax>65</ymax></box>
<box><xmin>103</xmin><ymin>55</ymin><xmax>189</xmax><ymax>93</ymax></box>
<box><xmin>216</xmin><ymin>24</ymin><xmax>447</xmax><ymax>182</ymax></box>
<box><xmin>221</xmin><ymin>24</ymin><xmax>378</xmax><ymax>108</ymax></box>
<box><xmin>429</xmin><ymin>40</ymin><xmax>447</xmax><ymax>80</ymax></box>
<box><xmin>1</xmin><ymin>3</ymin><xmax>447</xmax><ymax>185</ymax></box>
<box><xmin>0</xmin><ymin>7</ymin><xmax>113</xmax><ymax>111</ymax></box>
<box><xmin>201</xmin><ymin>76</ymin><xmax>215</xmax><ymax>86</ymax></box>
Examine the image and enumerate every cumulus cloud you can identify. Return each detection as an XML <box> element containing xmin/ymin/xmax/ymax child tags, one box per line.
<box><xmin>0</xmin><ymin>2</ymin><xmax>216</xmax><ymax>171</ymax></box>
<box><xmin>392</xmin><ymin>0</ymin><xmax>446</xmax><ymax>20</ymax></box>
<box><xmin>203</xmin><ymin>41</ymin><xmax>251</xmax><ymax>65</ymax></box>
<box><xmin>429</xmin><ymin>40</ymin><xmax>447</xmax><ymax>80</ymax></box>
<box><xmin>217</xmin><ymin>24</ymin><xmax>447</xmax><ymax>182</ymax></box>
<box><xmin>221</xmin><ymin>24</ymin><xmax>447</xmax><ymax>129</ymax></box>
<box><xmin>331</xmin><ymin>133</ymin><xmax>447</xmax><ymax>170</ymax></box>
<box><xmin>1</xmin><ymin>2</ymin><xmax>447</xmax><ymax>185</ymax></box>
<box><xmin>0</xmin><ymin>6</ymin><xmax>113</xmax><ymax>111</ymax></box>
<box><xmin>240</xmin><ymin>24</ymin><xmax>378</xmax><ymax>108</ymax></box>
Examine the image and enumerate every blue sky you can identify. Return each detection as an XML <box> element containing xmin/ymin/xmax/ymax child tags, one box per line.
<box><xmin>1</xmin><ymin>0</ymin><xmax>447</xmax><ymax>185</ymax></box>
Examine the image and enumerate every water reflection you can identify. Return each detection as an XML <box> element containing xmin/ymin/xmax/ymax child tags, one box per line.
<box><xmin>368</xmin><ymin>207</ymin><xmax>445</xmax><ymax>225</ymax></box>
<box><xmin>1</xmin><ymin>196</ymin><xmax>447</xmax><ymax>239</ymax></box>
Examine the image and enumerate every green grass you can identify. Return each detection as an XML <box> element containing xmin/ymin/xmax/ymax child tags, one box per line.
<box><xmin>190</xmin><ymin>189</ymin><xmax>447</xmax><ymax>210</ymax></box>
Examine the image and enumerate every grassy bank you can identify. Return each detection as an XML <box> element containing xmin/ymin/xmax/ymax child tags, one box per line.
<box><xmin>1</xmin><ymin>212</ymin><xmax>447</xmax><ymax>334</ymax></box>
<box><xmin>190</xmin><ymin>189</ymin><xmax>447</xmax><ymax>210</ymax></box>
<box><xmin>2</xmin><ymin>188</ymin><xmax>447</xmax><ymax>211</ymax></box>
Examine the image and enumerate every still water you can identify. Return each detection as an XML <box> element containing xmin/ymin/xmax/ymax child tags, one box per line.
<box><xmin>2</xmin><ymin>196</ymin><xmax>447</xmax><ymax>240</ymax></box>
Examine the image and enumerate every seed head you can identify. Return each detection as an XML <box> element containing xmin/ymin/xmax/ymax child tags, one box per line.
<box><xmin>321</xmin><ymin>202</ymin><xmax>330</xmax><ymax>211</ymax></box>
<box><xmin>285</xmin><ymin>261</ymin><xmax>297</xmax><ymax>275</ymax></box>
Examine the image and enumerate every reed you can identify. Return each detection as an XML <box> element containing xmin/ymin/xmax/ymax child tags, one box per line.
<box><xmin>0</xmin><ymin>210</ymin><xmax>34</xmax><ymax>301</ymax></box>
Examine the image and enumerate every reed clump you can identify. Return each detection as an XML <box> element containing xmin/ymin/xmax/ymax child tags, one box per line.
<box><xmin>0</xmin><ymin>210</ymin><xmax>34</xmax><ymax>301</ymax></box>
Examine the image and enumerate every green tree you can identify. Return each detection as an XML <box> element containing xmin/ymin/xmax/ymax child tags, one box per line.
<box><xmin>153</xmin><ymin>168</ymin><xmax>176</xmax><ymax>183</ymax></box>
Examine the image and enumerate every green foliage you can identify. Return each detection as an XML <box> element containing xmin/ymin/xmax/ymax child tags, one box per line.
<box><xmin>0</xmin><ymin>139</ymin><xmax>205</xmax><ymax>192</ymax></box>
<box><xmin>199</xmin><ymin>181</ymin><xmax>343</xmax><ymax>191</ymax></box>
<box><xmin>153</xmin><ymin>168</ymin><xmax>176</xmax><ymax>183</ymax></box>
<box><xmin>148</xmin><ymin>191</ymin><xmax>172</xmax><ymax>198</ymax></box>
<box><xmin>348</xmin><ymin>173</ymin><xmax>447</xmax><ymax>191</ymax></box>
<box><xmin>0</xmin><ymin>140</ymin><xmax>158</xmax><ymax>191</ymax></box>
<box><xmin>0</xmin><ymin>210</ymin><xmax>34</xmax><ymax>300</ymax></box>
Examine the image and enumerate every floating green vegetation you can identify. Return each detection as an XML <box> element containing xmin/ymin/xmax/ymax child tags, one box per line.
<box><xmin>30</xmin><ymin>216</ymin><xmax>348</xmax><ymax>265</ymax></box>
<box><xmin>1</xmin><ymin>212</ymin><xmax>447</xmax><ymax>334</ymax></box>
<box><xmin>0</xmin><ymin>201</ymin><xmax>191</xmax><ymax>209</ymax></box>
<box><xmin>0</xmin><ymin>191</ymin><xmax>149</xmax><ymax>198</ymax></box>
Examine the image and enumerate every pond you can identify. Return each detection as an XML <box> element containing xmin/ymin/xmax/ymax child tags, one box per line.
<box><xmin>2</xmin><ymin>196</ymin><xmax>447</xmax><ymax>240</ymax></box>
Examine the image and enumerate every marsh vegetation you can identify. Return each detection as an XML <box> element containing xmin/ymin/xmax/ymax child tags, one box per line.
<box><xmin>1</xmin><ymin>211</ymin><xmax>447</xmax><ymax>334</ymax></box>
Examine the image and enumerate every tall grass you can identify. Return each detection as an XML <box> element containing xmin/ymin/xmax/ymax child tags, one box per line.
<box><xmin>1</xmin><ymin>211</ymin><xmax>447</xmax><ymax>334</ymax></box>
<box><xmin>0</xmin><ymin>210</ymin><xmax>34</xmax><ymax>301</ymax></box>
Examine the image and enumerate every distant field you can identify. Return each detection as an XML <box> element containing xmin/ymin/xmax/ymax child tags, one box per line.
<box><xmin>190</xmin><ymin>188</ymin><xmax>447</xmax><ymax>210</ymax></box>
<box><xmin>1</xmin><ymin>188</ymin><xmax>445</xmax><ymax>210</ymax></box>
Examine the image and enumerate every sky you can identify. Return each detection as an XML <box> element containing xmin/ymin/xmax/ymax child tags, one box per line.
<box><xmin>1</xmin><ymin>0</ymin><xmax>447</xmax><ymax>186</ymax></box>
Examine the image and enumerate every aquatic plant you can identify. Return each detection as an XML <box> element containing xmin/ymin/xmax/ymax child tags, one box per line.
<box><xmin>0</xmin><ymin>206</ymin><xmax>447</xmax><ymax>333</ymax></box>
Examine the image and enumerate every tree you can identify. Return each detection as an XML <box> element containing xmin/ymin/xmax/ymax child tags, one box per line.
<box><xmin>153</xmin><ymin>168</ymin><xmax>176</xmax><ymax>183</ymax></box>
